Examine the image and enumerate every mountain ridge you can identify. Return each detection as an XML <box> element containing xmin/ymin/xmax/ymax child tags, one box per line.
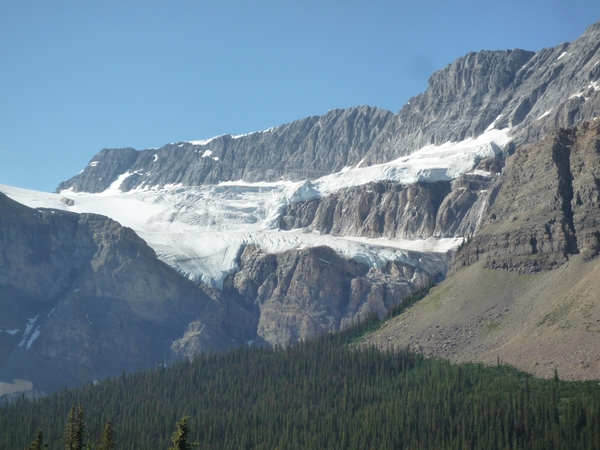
<box><xmin>2</xmin><ymin>19</ymin><xmax>600</xmax><ymax>397</ymax></box>
<box><xmin>57</xmin><ymin>20</ymin><xmax>600</xmax><ymax>194</ymax></box>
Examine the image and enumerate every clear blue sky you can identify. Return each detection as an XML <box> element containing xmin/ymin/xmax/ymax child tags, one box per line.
<box><xmin>1</xmin><ymin>1</ymin><xmax>599</xmax><ymax>192</ymax></box>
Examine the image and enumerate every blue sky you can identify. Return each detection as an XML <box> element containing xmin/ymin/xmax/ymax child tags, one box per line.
<box><xmin>2</xmin><ymin>1</ymin><xmax>600</xmax><ymax>192</ymax></box>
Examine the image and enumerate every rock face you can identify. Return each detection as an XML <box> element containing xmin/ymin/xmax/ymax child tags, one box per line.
<box><xmin>0</xmin><ymin>192</ymin><xmax>443</xmax><ymax>396</ymax></box>
<box><xmin>0</xmin><ymin>193</ymin><xmax>256</xmax><ymax>397</ymax></box>
<box><xmin>453</xmin><ymin>120</ymin><xmax>600</xmax><ymax>273</ymax></box>
<box><xmin>223</xmin><ymin>245</ymin><xmax>442</xmax><ymax>347</ymax></box>
<box><xmin>365</xmin><ymin>21</ymin><xmax>600</xmax><ymax>165</ymax></box>
<box><xmin>6</xmin><ymin>19</ymin><xmax>600</xmax><ymax>394</ymax></box>
<box><xmin>280</xmin><ymin>176</ymin><xmax>495</xmax><ymax>241</ymax></box>
<box><xmin>57</xmin><ymin>106</ymin><xmax>394</xmax><ymax>193</ymax></box>
<box><xmin>57</xmin><ymin>22</ymin><xmax>600</xmax><ymax>194</ymax></box>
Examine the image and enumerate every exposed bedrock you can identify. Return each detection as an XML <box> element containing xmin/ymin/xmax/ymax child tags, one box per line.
<box><xmin>57</xmin><ymin>106</ymin><xmax>394</xmax><ymax>193</ymax></box>
<box><xmin>57</xmin><ymin>22</ymin><xmax>600</xmax><ymax>194</ymax></box>
<box><xmin>280</xmin><ymin>175</ymin><xmax>498</xmax><ymax>240</ymax></box>
<box><xmin>453</xmin><ymin>120</ymin><xmax>600</xmax><ymax>274</ymax></box>
<box><xmin>0</xmin><ymin>193</ymin><xmax>255</xmax><ymax>396</ymax></box>
<box><xmin>223</xmin><ymin>245</ymin><xmax>442</xmax><ymax>347</ymax></box>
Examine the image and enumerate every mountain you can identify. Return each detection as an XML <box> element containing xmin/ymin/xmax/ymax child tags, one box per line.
<box><xmin>0</xmin><ymin>191</ymin><xmax>261</xmax><ymax>397</ymax></box>
<box><xmin>58</xmin><ymin>22</ymin><xmax>600</xmax><ymax>193</ymax></box>
<box><xmin>56</xmin><ymin>106</ymin><xmax>394</xmax><ymax>193</ymax></box>
<box><xmin>1</xmin><ymin>19</ymin><xmax>600</xmax><ymax>396</ymax></box>
<box><xmin>362</xmin><ymin>121</ymin><xmax>600</xmax><ymax>381</ymax></box>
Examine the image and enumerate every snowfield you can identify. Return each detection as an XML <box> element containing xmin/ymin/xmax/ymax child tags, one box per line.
<box><xmin>1</xmin><ymin>128</ymin><xmax>510</xmax><ymax>287</ymax></box>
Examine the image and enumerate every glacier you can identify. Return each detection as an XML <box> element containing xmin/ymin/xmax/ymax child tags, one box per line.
<box><xmin>1</xmin><ymin>127</ymin><xmax>509</xmax><ymax>288</ymax></box>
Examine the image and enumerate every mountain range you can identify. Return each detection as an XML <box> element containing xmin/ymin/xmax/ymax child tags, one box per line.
<box><xmin>1</xmin><ymin>20</ymin><xmax>600</xmax><ymax>398</ymax></box>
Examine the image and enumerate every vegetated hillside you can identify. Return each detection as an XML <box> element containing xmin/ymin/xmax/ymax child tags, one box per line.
<box><xmin>362</xmin><ymin>256</ymin><xmax>600</xmax><ymax>381</ymax></box>
<box><xmin>362</xmin><ymin>120</ymin><xmax>600</xmax><ymax>380</ymax></box>
<box><xmin>1</xmin><ymin>320</ymin><xmax>599</xmax><ymax>450</ymax></box>
<box><xmin>3</xmin><ymin>19</ymin><xmax>600</xmax><ymax>400</ymax></box>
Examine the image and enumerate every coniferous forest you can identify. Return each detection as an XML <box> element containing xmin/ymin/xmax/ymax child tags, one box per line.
<box><xmin>1</xmin><ymin>314</ymin><xmax>600</xmax><ymax>450</ymax></box>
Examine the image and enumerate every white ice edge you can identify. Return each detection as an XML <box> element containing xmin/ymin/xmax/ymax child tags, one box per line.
<box><xmin>2</xmin><ymin>128</ymin><xmax>509</xmax><ymax>288</ymax></box>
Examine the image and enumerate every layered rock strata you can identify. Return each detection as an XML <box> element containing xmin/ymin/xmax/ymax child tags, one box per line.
<box><xmin>453</xmin><ymin>120</ymin><xmax>600</xmax><ymax>273</ymax></box>
<box><xmin>280</xmin><ymin>174</ymin><xmax>496</xmax><ymax>241</ymax></box>
<box><xmin>57</xmin><ymin>21</ymin><xmax>600</xmax><ymax>194</ymax></box>
<box><xmin>0</xmin><ymin>193</ymin><xmax>256</xmax><ymax>396</ymax></box>
<box><xmin>223</xmin><ymin>245</ymin><xmax>442</xmax><ymax>347</ymax></box>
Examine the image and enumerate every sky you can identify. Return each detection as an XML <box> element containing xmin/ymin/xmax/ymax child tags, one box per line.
<box><xmin>1</xmin><ymin>1</ymin><xmax>600</xmax><ymax>192</ymax></box>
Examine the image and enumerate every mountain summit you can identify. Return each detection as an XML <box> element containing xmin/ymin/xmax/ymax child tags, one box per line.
<box><xmin>1</xmin><ymin>19</ymin><xmax>600</xmax><ymax>398</ymax></box>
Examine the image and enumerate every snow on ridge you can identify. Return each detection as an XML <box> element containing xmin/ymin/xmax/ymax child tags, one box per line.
<box><xmin>0</xmin><ymin>129</ymin><xmax>508</xmax><ymax>289</ymax></box>
<box><xmin>186</xmin><ymin>136</ymin><xmax>222</xmax><ymax>146</ymax></box>
<box><xmin>314</xmin><ymin>128</ymin><xmax>510</xmax><ymax>195</ymax></box>
<box><xmin>537</xmin><ymin>109</ymin><xmax>553</xmax><ymax>121</ymax></box>
<box><xmin>186</xmin><ymin>126</ymin><xmax>275</xmax><ymax>146</ymax></box>
<box><xmin>484</xmin><ymin>114</ymin><xmax>503</xmax><ymax>132</ymax></box>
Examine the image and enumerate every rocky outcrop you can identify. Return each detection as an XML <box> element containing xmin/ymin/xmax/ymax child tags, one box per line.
<box><xmin>280</xmin><ymin>175</ymin><xmax>496</xmax><ymax>240</ymax></box>
<box><xmin>453</xmin><ymin>120</ymin><xmax>600</xmax><ymax>273</ymax></box>
<box><xmin>365</xmin><ymin>21</ymin><xmax>600</xmax><ymax>165</ymax></box>
<box><xmin>57</xmin><ymin>106</ymin><xmax>394</xmax><ymax>193</ymax></box>
<box><xmin>57</xmin><ymin>22</ymin><xmax>600</xmax><ymax>194</ymax></box>
<box><xmin>280</xmin><ymin>181</ymin><xmax>452</xmax><ymax>239</ymax></box>
<box><xmin>363</xmin><ymin>49</ymin><xmax>535</xmax><ymax>164</ymax></box>
<box><xmin>223</xmin><ymin>245</ymin><xmax>441</xmax><ymax>347</ymax></box>
<box><xmin>0</xmin><ymin>193</ymin><xmax>256</xmax><ymax>397</ymax></box>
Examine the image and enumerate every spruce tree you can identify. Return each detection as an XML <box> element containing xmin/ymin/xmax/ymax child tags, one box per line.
<box><xmin>96</xmin><ymin>421</ymin><xmax>116</xmax><ymax>450</ymax></box>
<box><xmin>26</xmin><ymin>429</ymin><xmax>48</xmax><ymax>450</ymax></box>
<box><xmin>168</xmin><ymin>416</ymin><xmax>198</xmax><ymax>450</ymax></box>
<box><xmin>62</xmin><ymin>405</ymin><xmax>87</xmax><ymax>450</ymax></box>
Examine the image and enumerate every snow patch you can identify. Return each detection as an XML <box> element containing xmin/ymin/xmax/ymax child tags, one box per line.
<box><xmin>4</xmin><ymin>329</ymin><xmax>19</xmax><ymax>335</ymax></box>
<box><xmin>557</xmin><ymin>51</ymin><xmax>568</xmax><ymax>60</ymax></box>
<box><xmin>313</xmin><ymin>128</ymin><xmax>510</xmax><ymax>193</ymax></box>
<box><xmin>104</xmin><ymin>171</ymin><xmax>134</xmax><ymax>193</ymax></box>
<box><xmin>188</xmin><ymin>139</ymin><xmax>209</xmax><ymax>146</ymax></box>
<box><xmin>17</xmin><ymin>316</ymin><xmax>38</xmax><ymax>348</ymax></box>
<box><xmin>485</xmin><ymin>114</ymin><xmax>503</xmax><ymax>132</ymax></box>
<box><xmin>26</xmin><ymin>326</ymin><xmax>41</xmax><ymax>350</ymax></box>
<box><xmin>537</xmin><ymin>109</ymin><xmax>553</xmax><ymax>121</ymax></box>
<box><xmin>2</xmin><ymin>128</ymin><xmax>508</xmax><ymax>288</ymax></box>
<box><xmin>153</xmin><ymin>154</ymin><xmax>159</xmax><ymax>162</ymax></box>
<box><xmin>466</xmin><ymin>170</ymin><xmax>491</xmax><ymax>177</ymax></box>
<box><xmin>231</xmin><ymin>132</ymin><xmax>254</xmax><ymax>139</ymax></box>
<box><xmin>201</xmin><ymin>150</ymin><xmax>213</xmax><ymax>158</ymax></box>
<box><xmin>89</xmin><ymin>161</ymin><xmax>98</xmax><ymax>167</ymax></box>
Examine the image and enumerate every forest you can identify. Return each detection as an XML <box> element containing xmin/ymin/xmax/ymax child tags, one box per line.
<box><xmin>1</xmin><ymin>312</ymin><xmax>600</xmax><ymax>449</ymax></box>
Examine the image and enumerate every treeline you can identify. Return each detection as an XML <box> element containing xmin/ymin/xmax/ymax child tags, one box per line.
<box><xmin>1</xmin><ymin>314</ymin><xmax>600</xmax><ymax>449</ymax></box>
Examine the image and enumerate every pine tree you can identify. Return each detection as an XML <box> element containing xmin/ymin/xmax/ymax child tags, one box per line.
<box><xmin>62</xmin><ymin>405</ymin><xmax>87</xmax><ymax>450</ymax></box>
<box><xmin>96</xmin><ymin>421</ymin><xmax>116</xmax><ymax>450</ymax></box>
<box><xmin>26</xmin><ymin>429</ymin><xmax>48</xmax><ymax>450</ymax></box>
<box><xmin>168</xmin><ymin>416</ymin><xmax>198</xmax><ymax>450</ymax></box>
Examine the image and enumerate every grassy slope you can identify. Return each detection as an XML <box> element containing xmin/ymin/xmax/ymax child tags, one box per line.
<box><xmin>361</xmin><ymin>255</ymin><xmax>600</xmax><ymax>380</ymax></box>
